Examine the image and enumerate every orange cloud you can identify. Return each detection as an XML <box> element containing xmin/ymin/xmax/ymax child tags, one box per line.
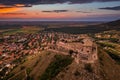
<box><xmin>0</xmin><ymin>7</ymin><xmax>22</xmax><ymax>13</ymax></box>
<box><xmin>14</xmin><ymin>4</ymin><xmax>26</xmax><ymax>7</ymax></box>
<box><xmin>0</xmin><ymin>4</ymin><xmax>26</xmax><ymax>13</ymax></box>
<box><xmin>0</xmin><ymin>9</ymin><xmax>88</xmax><ymax>19</ymax></box>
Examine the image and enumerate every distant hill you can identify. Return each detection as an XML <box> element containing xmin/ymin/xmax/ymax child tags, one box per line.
<box><xmin>0</xmin><ymin>21</ymin><xmax>100</xmax><ymax>30</ymax></box>
<box><xmin>105</xmin><ymin>19</ymin><xmax>120</xmax><ymax>26</ymax></box>
<box><xmin>45</xmin><ymin>19</ymin><xmax>120</xmax><ymax>34</ymax></box>
<box><xmin>99</xmin><ymin>19</ymin><xmax>120</xmax><ymax>30</ymax></box>
<box><xmin>0</xmin><ymin>19</ymin><xmax>120</xmax><ymax>33</ymax></box>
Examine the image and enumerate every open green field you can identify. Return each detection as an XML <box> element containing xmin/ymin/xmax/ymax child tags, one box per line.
<box><xmin>0</xmin><ymin>26</ymin><xmax>44</xmax><ymax>35</ymax></box>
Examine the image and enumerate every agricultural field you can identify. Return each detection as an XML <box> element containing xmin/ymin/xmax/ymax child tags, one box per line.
<box><xmin>92</xmin><ymin>30</ymin><xmax>120</xmax><ymax>64</ymax></box>
<box><xmin>0</xmin><ymin>26</ymin><xmax>44</xmax><ymax>35</ymax></box>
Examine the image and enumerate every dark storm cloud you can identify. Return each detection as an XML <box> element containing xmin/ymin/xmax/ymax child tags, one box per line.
<box><xmin>42</xmin><ymin>10</ymin><xmax>68</xmax><ymax>13</ymax></box>
<box><xmin>0</xmin><ymin>0</ymin><xmax>119</xmax><ymax>8</ymax></box>
<box><xmin>99</xmin><ymin>6</ymin><xmax>120</xmax><ymax>10</ymax></box>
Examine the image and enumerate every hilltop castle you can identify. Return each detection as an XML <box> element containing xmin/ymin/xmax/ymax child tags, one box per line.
<box><xmin>55</xmin><ymin>38</ymin><xmax>98</xmax><ymax>64</ymax></box>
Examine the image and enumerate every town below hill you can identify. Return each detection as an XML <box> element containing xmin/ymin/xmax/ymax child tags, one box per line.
<box><xmin>0</xmin><ymin>19</ymin><xmax>120</xmax><ymax>80</ymax></box>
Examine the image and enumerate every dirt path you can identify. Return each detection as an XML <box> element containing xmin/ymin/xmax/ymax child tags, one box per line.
<box><xmin>47</xmin><ymin>49</ymin><xmax>68</xmax><ymax>55</ymax></box>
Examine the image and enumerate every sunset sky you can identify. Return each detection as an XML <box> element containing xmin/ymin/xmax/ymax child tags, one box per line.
<box><xmin>0</xmin><ymin>0</ymin><xmax>120</xmax><ymax>21</ymax></box>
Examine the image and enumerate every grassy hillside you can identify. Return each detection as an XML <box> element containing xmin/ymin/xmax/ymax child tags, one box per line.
<box><xmin>39</xmin><ymin>55</ymin><xmax>73</xmax><ymax>80</ymax></box>
<box><xmin>98</xmin><ymin>46</ymin><xmax>120</xmax><ymax>80</ymax></box>
<box><xmin>7</xmin><ymin>51</ymin><xmax>73</xmax><ymax>80</ymax></box>
<box><xmin>6</xmin><ymin>47</ymin><xmax>120</xmax><ymax>80</ymax></box>
<box><xmin>50</xmin><ymin>47</ymin><xmax>120</xmax><ymax>80</ymax></box>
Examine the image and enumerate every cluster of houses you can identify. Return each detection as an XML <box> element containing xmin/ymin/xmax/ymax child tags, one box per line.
<box><xmin>95</xmin><ymin>31</ymin><xmax>120</xmax><ymax>39</ymax></box>
<box><xmin>0</xmin><ymin>31</ymin><xmax>98</xmax><ymax>79</ymax></box>
<box><xmin>0</xmin><ymin>32</ymin><xmax>73</xmax><ymax>79</ymax></box>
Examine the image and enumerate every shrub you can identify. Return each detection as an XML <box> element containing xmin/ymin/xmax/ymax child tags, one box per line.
<box><xmin>74</xmin><ymin>71</ymin><xmax>81</xmax><ymax>76</ymax></box>
<box><xmin>69</xmin><ymin>50</ymin><xmax>74</xmax><ymax>55</ymax></box>
<box><xmin>26</xmin><ymin>68</ymin><xmax>32</xmax><ymax>75</ymax></box>
<box><xmin>20</xmin><ymin>66</ymin><xmax>25</xmax><ymax>70</ymax></box>
<box><xmin>84</xmin><ymin>63</ymin><xmax>93</xmax><ymax>73</ymax></box>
